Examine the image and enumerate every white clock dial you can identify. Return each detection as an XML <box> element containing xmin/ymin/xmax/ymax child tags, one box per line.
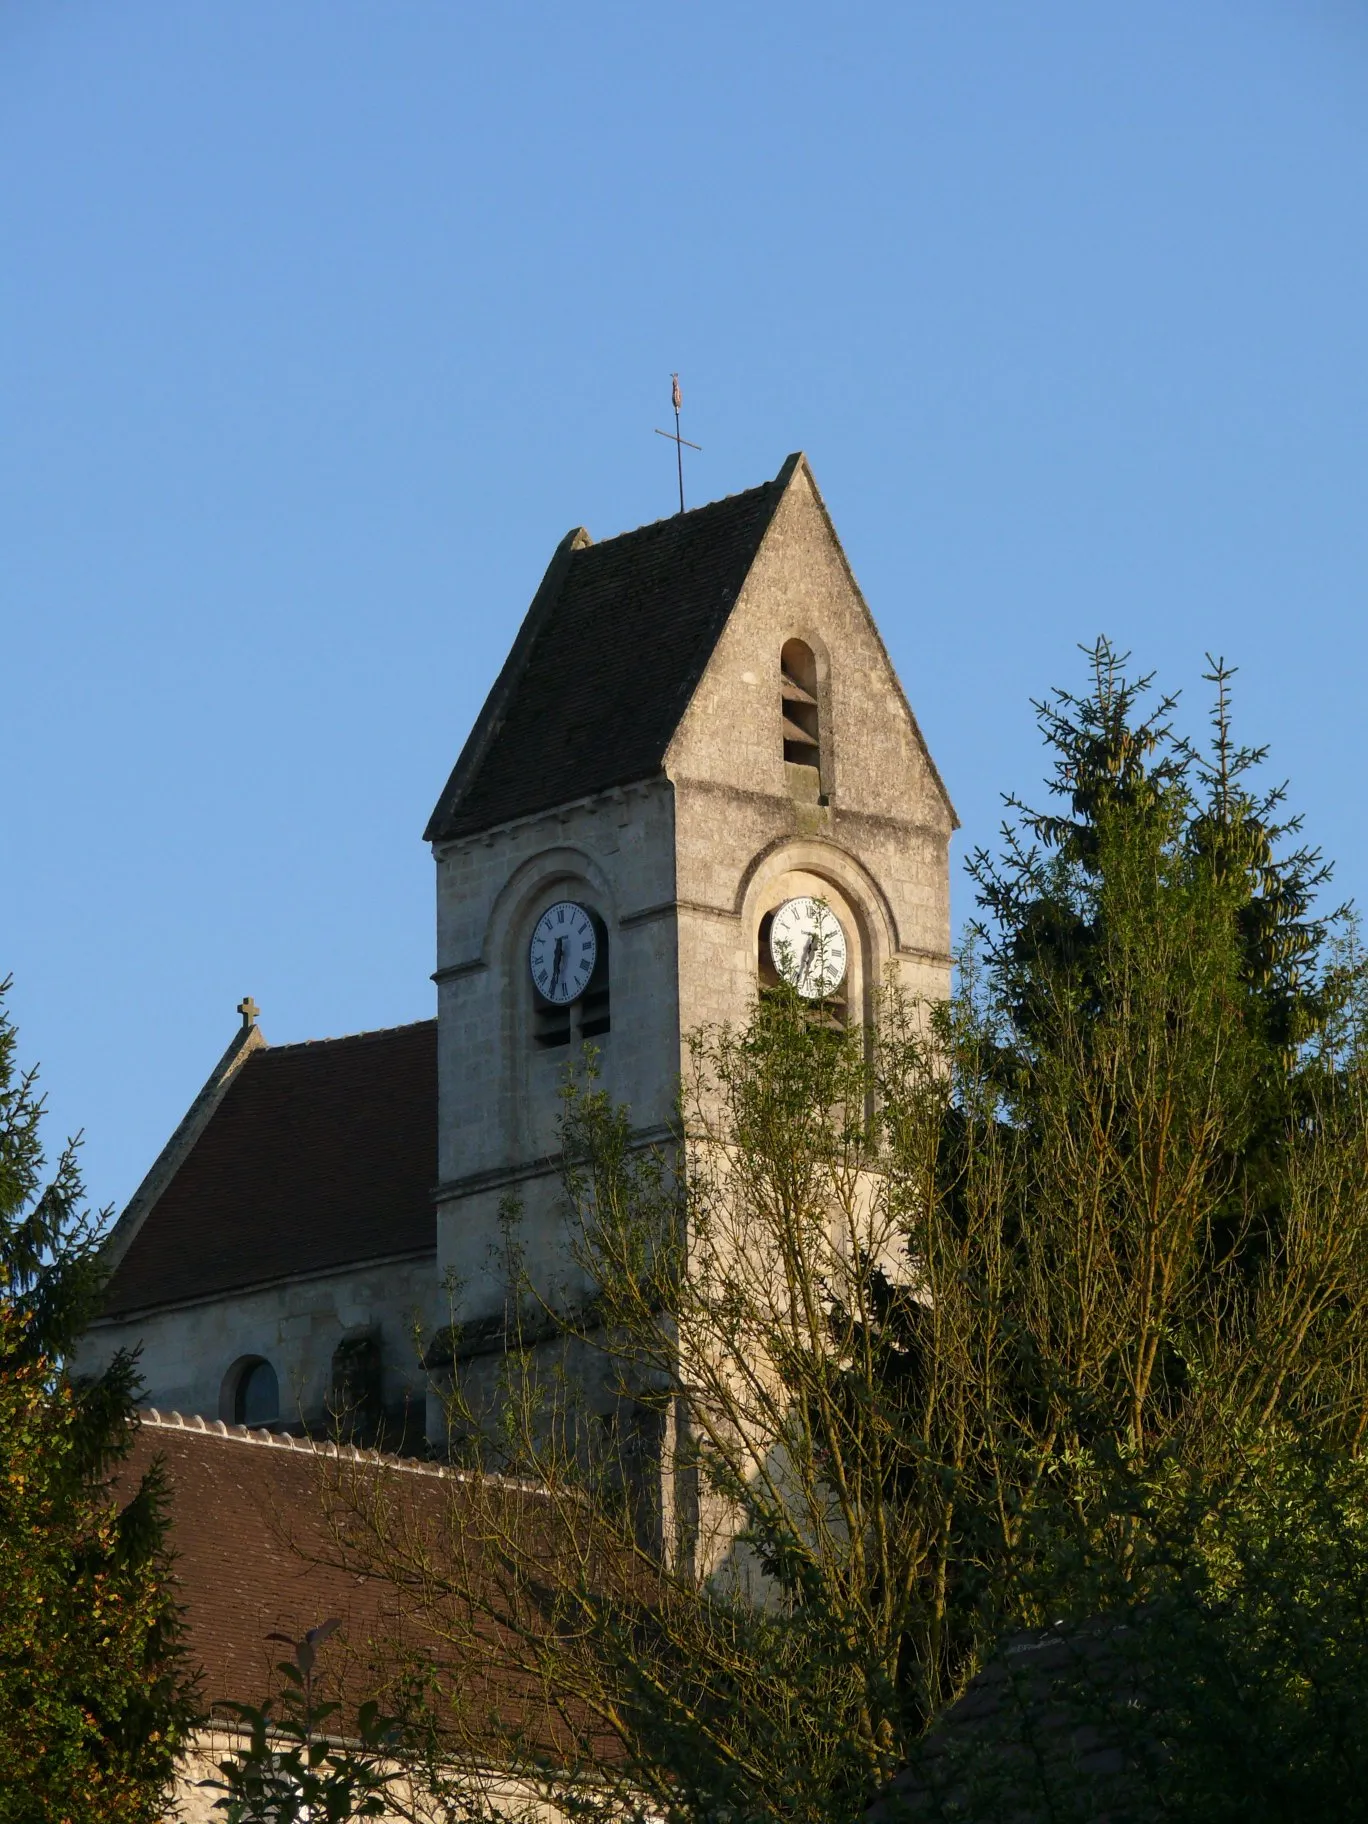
<box><xmin>529</xmin><ymin>901</ymin><xmax>598</xmax><ymax>1005</ymax></box>
<box><xmin>769</xmin><ymin>896</ymin><xmax>848</xmax><ymax>1000</ymax></box>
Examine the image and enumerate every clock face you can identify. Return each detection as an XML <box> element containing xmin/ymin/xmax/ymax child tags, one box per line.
<box><xmin>769</xmin><ymin>896</ymin><xmax>848</xmax><ymax>1000</ymax></box>
<box><xmin>529</xmin><ymin>901</ymin><xmax>598</xmax><ymax>1005</ymax></box>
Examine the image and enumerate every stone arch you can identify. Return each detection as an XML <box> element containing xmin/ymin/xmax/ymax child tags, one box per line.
<box><xmin>737</xmin><ymin>839</ymin><xmax>900</xmax><ymax>1029</ymax></box>
<box><xmin>735</xmin><ymin>837</ymin><xmax>901</xmax><ymax>954</ymax></box>
<box><xmin>483</xmin><ymin>843</ymin><xmax>618</xmax><ymax>976</ymax></box>
<box><xmin>483</xmin><ymin>844</ymin><xmax>620</xmax><ymax>1159</ymax></box>
<box><xmin>219</xmin><ymin>1354</ymin><xmax>279</xmax><ymax>1428</ymax></box>
<box><xmin>777</xmin><ymin>621</ymin><xmax>834</xmax><ymax>686</ymax></box>
<box><xmin>489</xmin><ymin>846</ymin><xmax>618</xmax><ymax>1033</ymax></box>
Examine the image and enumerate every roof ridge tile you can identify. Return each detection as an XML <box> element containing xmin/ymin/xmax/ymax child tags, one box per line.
<box><xmin>264</xmin><ymin>1017</ymin><xmax>436</xmax><ymax>1054</ymax></box>
<box><xmin>589</xmin><ymin>473</ymin><xmax>780</xmax><ymax>548</ymax></box>
<box><xmin>140</xmin><ymin>1407</ymin><xmax>444</xmax><ymax>1474</ymax></box>
<box><xmin>137</xmin><ymin>1407</ymin><xmax>554</xmax><ymax>1493</ymax></box>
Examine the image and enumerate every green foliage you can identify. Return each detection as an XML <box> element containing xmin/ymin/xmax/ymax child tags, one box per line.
<box><xmin>0</xmin><ymin>978</ymin><xmax>197</xmax><ymax>1822</ymax></box>
<box><xmin>905</xmin><ymin>1436</ymin><xmax>1368</xmax><ymax>1823</ymax></box>
<box><xmin>1121</xmin><ymin>1440</ymin><xmax>1368</xmax><ymax>1822</ymax></box>
<box><xmin>203</xmin><ymin>1623</ymin><xmax>406</xmax><ymax>1824</ymax></box>
<box><xmin>348</xmin><ymin>643</ymin><xmax>1368</xmax><ymax>1824</ymax></box>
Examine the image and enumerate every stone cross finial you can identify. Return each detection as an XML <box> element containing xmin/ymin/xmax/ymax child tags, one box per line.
<box><xmin>237</xmin><ymin>996</ymin><xmax>260</xmax><ymax>1030</ymax></box>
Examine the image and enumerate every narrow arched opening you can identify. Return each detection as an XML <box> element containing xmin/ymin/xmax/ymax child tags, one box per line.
<box><xmin>225</xmin><ymin>1356</ymin><xmax>279</xmax><ymax>1428</ymax></box>
<box><xmin>781</xmin><ymin>640</ymin><xmax>822</xmax><ymax>787</ymax></box>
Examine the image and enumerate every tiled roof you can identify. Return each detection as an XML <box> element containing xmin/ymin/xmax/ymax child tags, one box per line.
<box><xmin>868</xmin><ymin>1624</ymin><xmax>1145</xmax><ymax>1822</ymax></box>
<box><xmin>123</xmin><ymin>1411</ymin><xmax>455</xmax><ymax>1717</ymax></box>
<box><xmin>124</xmin><ymin>1411</ymin><xmax>622</xmax><ymax>1762</ymax></box>
<box><xmin>425</xmin><ymin>460</ymin><xmax>797</xmax><ymax>843</ymax></box>
<box><xmin>100</xmin><ymin>1021</ymin><xmax>437</xmax><ymax>1318</ymax></box>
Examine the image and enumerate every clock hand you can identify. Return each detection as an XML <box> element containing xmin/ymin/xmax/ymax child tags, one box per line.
<box><xmin>797</xmin><ymin>932</ymin><xmax>817</xmax><ymax>989</ymax></box>
<box><xmin>550</xmin><ymin>936</ymin><xmax>565</xmax><ymax>995</ymax></box>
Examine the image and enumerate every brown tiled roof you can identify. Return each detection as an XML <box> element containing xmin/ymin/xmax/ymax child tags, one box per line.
<box><xmin>101</xmin><ymin>1022</ymin><xmax>437</xmax><ymax>1318</ymax></box>
<box><xmin>124</xmin><ymin>1411</ymin><xmax>627</xmax><ymax>1764</ymax></box>
<box><xmin>123</xmin><ymin>1412</ymin><xmax>454</xmax><ymax>1716</ymax></box>
<box><xmin>425</xmin><ymin>460</ymin><xmax>797</xmax><ymax>843</ymax></box>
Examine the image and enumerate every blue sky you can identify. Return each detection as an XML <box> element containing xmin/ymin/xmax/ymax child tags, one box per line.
<box><xmin>3</xmin><ymin>3</ymin><xmax>1366</xmax><ymax>1215</ymax></box>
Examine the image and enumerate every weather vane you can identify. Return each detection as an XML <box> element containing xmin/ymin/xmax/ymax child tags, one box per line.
<box><xmin>654</xmin><ymin>373</ymin><xmax>701</xmax><ymax>514</ymax></box>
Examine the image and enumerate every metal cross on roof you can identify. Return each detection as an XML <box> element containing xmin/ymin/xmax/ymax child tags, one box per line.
<box><xmin>654</xmin><ymin>372</ymin><xmax>701</xmax><ymax>515</ymax></box>
<box><xmin>237</xmin><ymin>996</ymin><xmax>260</xmax><ymax>1029</ymax></box>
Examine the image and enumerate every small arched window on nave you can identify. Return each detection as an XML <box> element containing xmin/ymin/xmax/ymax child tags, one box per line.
<box><xmin>781</xmin><ymin>640</ymin><xmax>821</xmax><ymax>788</ymax></box>
<box><xmin>232</xmin><ymin>1357</ymin><xmax>279</xmax><ymax>1427</ymax></box>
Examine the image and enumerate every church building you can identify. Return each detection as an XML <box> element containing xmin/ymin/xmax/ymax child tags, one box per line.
<box><xmin>76</xmin><ymin>452</ymin><xmax>956</xmax><ymax>1457</ymax></box>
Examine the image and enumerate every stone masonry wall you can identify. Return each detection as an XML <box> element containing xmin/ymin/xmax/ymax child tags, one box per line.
<box><xmin>75</xmin><ymin>1252</ymin><xmax>437</xmax><ymax>1435</ymax></box>
<box><xmin>666</xmin><ymin>460</ymin><xmax>954</xmax><ymax>1047</ymax></box>
<box><xmin>432</xmin><ymin>779</ymin><xmax>679</xmax><ymax>1337</ymax></box>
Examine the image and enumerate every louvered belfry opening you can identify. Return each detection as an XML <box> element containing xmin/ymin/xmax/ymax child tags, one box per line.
<box><xmin>781</xmin><ymin>640</ymin><xmax>821</xmax><ymax>771</ymax></box>
<box><xmin>579</xmin><ymin>917</ymin><xmax>611</xmax><ymax>1039</ymax></box>
<box><xmin>534</xmin><ymin>997</ymin><xmax>572</xmax><ymax>1049</ymax></box>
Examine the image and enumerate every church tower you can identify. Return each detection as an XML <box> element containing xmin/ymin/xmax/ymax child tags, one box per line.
<box><xmin>423</xmin><ymin>453</ymin><xmax>955</xmax><ymax>1430</ymax></box>
<box><xmin>74</xmin><ymin>451</ymin><xmax>953</xmax><ymax>1460</ymax></box>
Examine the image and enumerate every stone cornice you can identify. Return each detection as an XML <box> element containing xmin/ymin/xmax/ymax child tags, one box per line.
<box><xmin>435</xmin><ymin>1123</ymin><xmax>674</xmax><ymax>1204</ymax></box>
<box><xmin>89</xmin><ymin>1245</ymin><xmax>436</xmax><ymax>1327</ymax></box>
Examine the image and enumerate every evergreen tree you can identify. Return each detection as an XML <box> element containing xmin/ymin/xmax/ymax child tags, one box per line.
<box><xmin>971</xmin><ymin>640</ymin><xmax>1335</xmax><ymax>1260</ymax></box>
<box><xmin>0</xmin><ymin>978</ymin><xmax>197</xmax><ymax>1821</ymax></box>
<box><xmin>963</xmin><ymin>641</ymin><xmax>1368</xmax><ymax>1469</ymax></box>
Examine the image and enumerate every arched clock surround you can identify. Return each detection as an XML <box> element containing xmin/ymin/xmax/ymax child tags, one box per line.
<box><xmin>736</xmin><ymin>840</ymin><xmax>897</xmax><ymax>1034</ymax></box>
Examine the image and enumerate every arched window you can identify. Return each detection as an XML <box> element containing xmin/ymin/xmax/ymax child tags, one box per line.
<box><xmin>232</xmin><ymin>1357</ymin><xmax>279</xmax><ymax>1427</ymax></box>
<box><xmin>781</xmin><ymin>640</ymin><xmax>821</xmax><ymax>774</ymax></box>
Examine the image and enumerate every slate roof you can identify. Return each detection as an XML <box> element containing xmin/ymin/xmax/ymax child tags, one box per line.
<box><xmin>868</xmin><ymin>1624</ymin><xmax>1151</xmax><ymax>1822</ymax></box>
<box><xmin>99</xmin><ymin>1021</ymin><xmax>437</xmax><ymax>1318</ymax></box>
<box><xmin>425</xmin><ymin>457</ymin><xmax>799</xmax><ymax>843</ymax></box>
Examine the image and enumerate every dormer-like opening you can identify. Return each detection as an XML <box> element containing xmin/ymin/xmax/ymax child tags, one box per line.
<box><xmin>330</xmin><ymin>1332</ymin><xmax>383</xmax><ymax>1442</ymax></box>
<box><xmin>781</xmin><ymin>640</ymin><xmax>821</xmax><ymax>782</ymax></box>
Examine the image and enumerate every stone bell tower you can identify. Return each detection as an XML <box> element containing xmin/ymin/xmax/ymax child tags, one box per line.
<box><xmin>422</xmin><ymin>452</ymin><xmax>955</xmax><ymax>1437</ymax></box>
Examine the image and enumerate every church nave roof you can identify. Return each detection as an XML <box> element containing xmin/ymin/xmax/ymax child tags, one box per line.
<box><xmin>99</xmin><ymin>1019</ymin><xmax>437</xmax><ymax>1319</ymax></box>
